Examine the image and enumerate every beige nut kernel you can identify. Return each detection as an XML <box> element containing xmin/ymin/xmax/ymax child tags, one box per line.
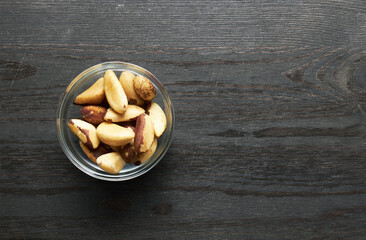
<box><xmin>133</xmin><ymin>75</ymin><xmax>156</xmax><ymax>101</ymax></box>
<box><xmin>125</xmin><ymin>125</ymin><xmax>136</xmax><ymax>133</ymax></box>
<box><xmin>79</xmin><ymin>141</ymin><xmax>111</xmax><ymax>163</ymax></box>
<box><xmin>135</xmin><ymin>137</ymin><xmax>158</xmax><ymax>166</ymax></box>
<box><xmin>104</xmin><ymin>105</ymin><xmax>145</xmax><ymax>123</ymax></box>
<box><xmin>146</xmin><ymin>102</ymin><xmax>167</xmax><ymax>137</ymax></box>
<box><xmin>109</xmin><ymin>145</ymin><xmax>121</xmax><ymax>152</ymax></box>
<box><xmin>68</xmin><ymin>119</ymin><xmax>100</xmax><ymax>149</ymax></box>
<box><xmin>120</xmin><ymin>144</ymin><xmax>138</xmax><ymax>164</ymax></box>
<box><xmin>119</xmin><ymin>71</ymin><xmax>145</xmax><ymax>106</ymax></box>
<box><xmin>74</xmin><ymin>77</ymin><xmax>105</xmax><ymax>105</ymax></box>
<box><xmin>96</xmin><ymin>122</ymin><xmax>135</xmax><ymax>147</ymax></box>
<box><xmin>134</xmin><ymin>113</ymin><xmax>154</xmax><ymax>153</ymax></box>
<box><xmin>96</xmin><ymin>152</ymin><xmax>125</xmax><ymax>174</ymax></box>
<box><xmin>123</xmin><ymin>125</ymin><xmax>135</xmax><ymax>146</ymax></box>
<box><xmin>104</xmin><ymin>70</ymin><xmax>128</xmax><ymax>114</ymax></box>
<box><xmin>81</xmin><ymin>105</ymin><xmax>107</xmax><ymax>125</ymax></box>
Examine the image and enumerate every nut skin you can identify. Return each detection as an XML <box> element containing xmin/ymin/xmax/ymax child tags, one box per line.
<box><xmin>119</xmin><ymin>71</ymin><xmax>145</xmax><ymax>106</ymax></box>
<box><xmin>120</xmin><ymin>144</ymin><xmax>138</xmax><ymax>164</ymax></box>
<box><xmin>74</xmin><ymin>77</ymin><xmax>105</xmax><ymax>105</ymax></box>
<box><xmin>104</xmin><ymin>105</ymin><xmax>145</xmax><ymax>123</ymax></box>
<box><xmin>133</xmin><ymin>75</ymin><xmax>156</xmax><ymax>101</ymax></box>
<box><xmin>79</xmin><ymin>141</ymin><xmax>111</xmax><ymax>163</ymax></box>
<box><xmin>96</xmin><ymin>122</ymin><xmax>135</xmax><ymax>147</ymax></box>
<box><xmin>81</xmin><ymin>105</ymin><xmax>107</xmax><ymax>125</ymax></box>
<box><xmin>104</xmin><ymin>70</ymin><xmax>128</xmax><ymax>114</ymax></box>
<box><xmin>146</xmin><ymin>101</ymin><xmax>167</xmax><ymax>137</ymax></box>
<box><xmin>134</xmin><ymin>137</ymin><xmax>158</xmax><ymax>166</ymax></box>
<box><xmin>134</xmin><ymin>113</ymin><xmax>154</xmax><ymax>153</ymax></box>
<box><xmin>96</xmin><ymin>152</ymin><xmax>125</xmax><ymax>174</ymax></box>
<box><xmin>68</xmin><ymin>119</ymin><xmax>100</xmax><ymax>149</ymax></box>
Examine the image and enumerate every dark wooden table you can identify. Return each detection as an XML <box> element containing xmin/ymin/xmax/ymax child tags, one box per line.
<box><xmin>1</xmin><ymin>1</ymin><xmax>366</xmax><ymax>239</ymax></box>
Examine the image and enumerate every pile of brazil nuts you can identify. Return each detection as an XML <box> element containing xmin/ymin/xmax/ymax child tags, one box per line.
<box><xmin>68</xmin><ymin>70</ymin><xmax>167</xmax><ymax>174</ymax></box>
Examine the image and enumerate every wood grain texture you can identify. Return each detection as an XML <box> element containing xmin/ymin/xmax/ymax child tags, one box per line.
<box><xmin>1</xmin><ymin>0</ymin><xmax>366</xmax><ymax>239</ymax></box>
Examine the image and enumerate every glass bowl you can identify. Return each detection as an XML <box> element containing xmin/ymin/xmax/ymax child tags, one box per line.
<box><xmin>56</xmin><ymin>62</ymin><xmax>175</xmax><ymax>181</ymax></box>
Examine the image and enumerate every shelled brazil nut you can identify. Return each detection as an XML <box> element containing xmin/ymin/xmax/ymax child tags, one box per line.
<box><xmin>68</xmin><ymin>70</ymin><xmax>167</xmax><ymax>174</ymax></box>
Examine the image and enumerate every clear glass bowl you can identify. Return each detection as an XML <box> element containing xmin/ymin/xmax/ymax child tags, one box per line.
<box><xmin>56</xmin><ymin>62</ymin><xmax>175</xmax><ymax>181</ymax></box>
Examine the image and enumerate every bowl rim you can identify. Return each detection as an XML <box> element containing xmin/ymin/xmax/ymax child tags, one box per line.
<box><xmin>56</xmin><ymin>61</ymin><xmax>175</xmax><ymax>181</ymax></box>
